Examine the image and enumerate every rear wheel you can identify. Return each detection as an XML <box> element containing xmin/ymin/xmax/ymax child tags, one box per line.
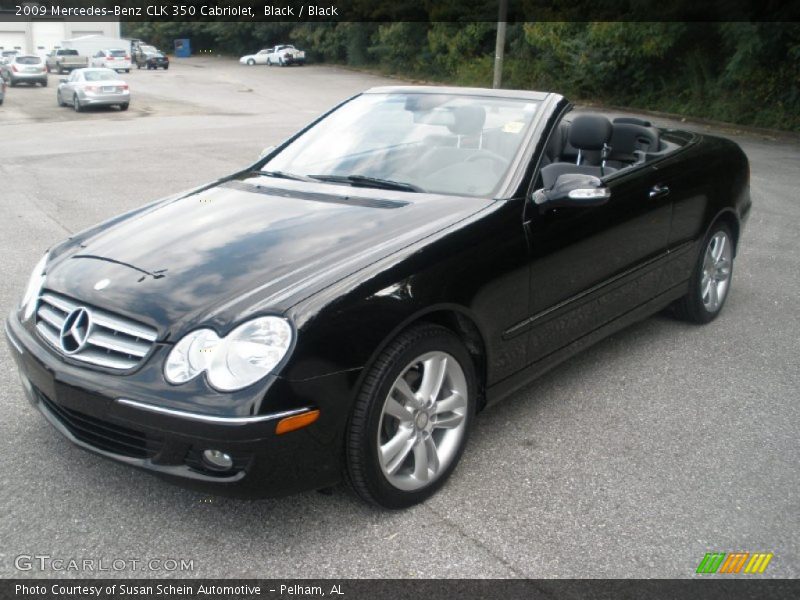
<box><xmin>120</xmin><ymin>103</ymin><xmax>129</xmax><ymax>111</ymax></box>
<box><xmin>57</xmin><ymin>91</ymin><xmax>65</xmax><ymax>106</ymax></box>
<box><xmin>674</xmin><ymin>222</ymin><xmax>734</xmax><ymax>324</ymax></box>
<box><xmin>346</xmin><ymin>324</ymin><xmax>476</xmax><ymax>508</ymax></box>
<box><xmin>40</xmin><ymin>79</ymin><xmax>47</xmax><ymax>87</ymax></box>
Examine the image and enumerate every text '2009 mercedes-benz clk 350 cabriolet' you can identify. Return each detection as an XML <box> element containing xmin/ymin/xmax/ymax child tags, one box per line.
<box><xmin>6</xmin><ymin>87</ymin><xmax>750</xmax><ymax>508</ymax></box>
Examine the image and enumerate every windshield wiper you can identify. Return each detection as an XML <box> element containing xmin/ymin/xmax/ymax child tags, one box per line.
<box><xmin>309</xmin><ymin>174</ymin><xmax>423</xmax><ymax>193</ymax></box>
<box><xmin>256</xmin><ymin>170</ymin><xmax>317</xmax><ymax>182</ymax></box>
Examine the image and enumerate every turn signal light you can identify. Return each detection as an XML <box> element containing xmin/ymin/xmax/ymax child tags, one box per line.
<box><xmin>275</xmin><ymin>409</ymin><xmax>320</xmax><ymax>435</ymax></box>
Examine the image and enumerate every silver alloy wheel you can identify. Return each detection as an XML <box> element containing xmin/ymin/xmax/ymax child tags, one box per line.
<box><xmin>377</xmin><ymin>351</ymin><xmax>469</xmax><ymax>491</ymax></box>
<box><xmin>701</xmin><ymin>230</ymin><xmax>733</xmax><ymax>312</ymax></box>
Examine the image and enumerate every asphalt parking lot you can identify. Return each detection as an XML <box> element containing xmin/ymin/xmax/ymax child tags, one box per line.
<box><xmin>0</xmin><ymin>57</ymin><xmax>798</xmax><ymax>579</ymax></box>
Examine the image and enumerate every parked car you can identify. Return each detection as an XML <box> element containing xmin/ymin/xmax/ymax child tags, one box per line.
<box><xmin>45</xmin><ymin>49</ymin><xmax>87</xmax><ymax>74</ymax></box>
<box><xmin>1</xmin><ymin>55</ymin><xmax>47</xmax><ymax>87</ymax></box>
<box><xmin>6</xmin><ymin>86</ymin><xmax>750</xmax><ymax>508</ymax></box>
<box><xmin>0</xmin><ymin>76</ymin><xmax>6</xmax><ymax>104</ymax></box>
<box><xmin>56</xmin><ymin>68</ymin><xmax>129</xmax><ymax>112</ymax></box>
<box><xmin>266</xmin><ymin>44</ymin><xmax>305</xmax><ymax>66</ymax></box>
<box><xmin>133</xmin><ymin>45</ymin><xmax>169</xmax><ymax>70</ymax></box>
<box><xmin>90</xmin><ymin>49</ymin><xmax>131</xmax><ymax>73</ymax></box>
<box><xmin>1</xmin><ymin>50</ymin><xmax>20</xmax><ymax>65</ymax></box>
<box><xmin>239</xmin><ymin>49</ymin><xmax>271</xmax><ymax>65</ymax></box>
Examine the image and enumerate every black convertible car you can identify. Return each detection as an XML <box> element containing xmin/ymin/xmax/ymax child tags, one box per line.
<box><xmin>6</xmin><ymin>86</ymin><xmax>750</xmax><ymax>508</ymax></box>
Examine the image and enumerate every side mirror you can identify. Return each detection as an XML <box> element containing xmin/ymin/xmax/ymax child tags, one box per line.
<box><xmin>59</xmin><ymin>77</ymin><xmax>68</xmax><ymax>83</ymax></box>
<box><xmin>259</xmin><ymin>145</ymin><xmax>276</xmax><ymax>159</ymax></box>
<box><xmin>533</xmin><ymin>174</ymin><xmax>610</xmax><ymax>209</ymax></box>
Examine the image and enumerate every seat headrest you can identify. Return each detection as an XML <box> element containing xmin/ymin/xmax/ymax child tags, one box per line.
<box><xmin>448</xmin><ymin>105</ymin><xmax>486</xmax><ymax>136</ymax></box>
<box><xmin>569</xmin><ymin>115</ymin><xmax>613</xmax><ymax>151</ymax></box>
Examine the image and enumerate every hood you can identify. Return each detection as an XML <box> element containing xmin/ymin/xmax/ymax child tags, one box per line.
<box><xmin>45</xmin><ymin>173</ymin><xmax>490</xmax><ymax>339</ymax></box>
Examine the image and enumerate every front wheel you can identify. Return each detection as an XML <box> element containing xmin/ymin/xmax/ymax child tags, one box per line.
<box><xmin>57</xmin><ymin>91</ymin><xmax>65</xmax><ymax>106</ymax></box>
<box><xmin>346</xmin><ymin>324</ymin><xmax>476</xmax><ymax>508</ymax></box>
<box><xmin>247</xmin><ymin>59</ymin><xmax>255</xmax><ymax>66</ymax></box>
<box><xmin>674</xmin><ymin>222</ymin><xmax>734</xmax><ymax>323</ymax></box>
<box><xmin>73</xmin><ymin>94</ymin><xmax>82</xmax><ymax>112</ymax></box>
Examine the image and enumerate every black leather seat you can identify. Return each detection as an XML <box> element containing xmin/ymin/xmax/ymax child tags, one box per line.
<box><xmin>607</xmin><ymin>122</ymin><xmax>660</xmax><ymax>167</ymax></box>
<box><xmin>540</xmin><ymin>115</ymin><xmax>617</xmax><ymax>189</ymax></box>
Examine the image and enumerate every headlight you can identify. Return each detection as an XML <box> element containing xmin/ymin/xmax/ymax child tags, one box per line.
<box><xmin>164</xmin><ymin>316</ymin><xmax>293</xmax><ymax>391</ymax></box>
<box><xmin>20</xmin><ymin>252</ymin><xmax>48</xmax><ymax>321</ymax></box>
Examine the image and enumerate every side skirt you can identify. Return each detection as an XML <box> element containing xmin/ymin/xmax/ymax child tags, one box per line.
<box><xmin>484</xmin><ymin>281</ymin><xmax>688</xmax><ymax>408</ymax></box>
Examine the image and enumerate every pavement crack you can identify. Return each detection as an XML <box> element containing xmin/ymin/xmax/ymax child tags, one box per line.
<box><xmin>421</xmin><ymin>502</ymin><xmax>527</xmax><ymax>577</ymax></box>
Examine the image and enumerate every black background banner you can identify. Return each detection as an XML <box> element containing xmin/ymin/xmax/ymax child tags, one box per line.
<box><xmin>0</xmin><ymin>0</ymin><xmax>798</xmax><ymax>22</ymax></box>
<box><xmin>2</xmin><ymin>580</ymin><xmax>799</xmax><ymax>600</ymax></box>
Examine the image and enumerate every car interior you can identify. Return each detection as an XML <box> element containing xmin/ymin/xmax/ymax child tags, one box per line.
<box><xmin>538</xmin><ymin>113</ymin><xmax>680</xmax><ymax>189</ymax></box>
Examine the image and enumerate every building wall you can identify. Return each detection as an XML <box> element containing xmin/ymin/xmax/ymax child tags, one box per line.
<box><xmin>0</xmin><ymin>21</ymin><xmax>121</xmax><ymax>54</ymax></box>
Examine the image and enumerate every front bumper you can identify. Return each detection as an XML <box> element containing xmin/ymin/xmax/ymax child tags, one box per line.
<box><xmin>5</xmin><ymin>313</ymin><xmax>349</xmax><ymax>497</ymax></box>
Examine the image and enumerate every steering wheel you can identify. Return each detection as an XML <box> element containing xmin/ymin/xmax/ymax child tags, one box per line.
<box><xmin>465</xmin><ymin>150</ymin><xmax>508</xmax><ymax>169</ymax></box>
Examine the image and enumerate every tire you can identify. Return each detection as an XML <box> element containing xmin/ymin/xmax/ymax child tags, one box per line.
<box><xmin>673</xmin><ymin>222</ymin><xmax>734</xmax><ymax>324</ymax></box>
<box><xmin>40</xmin><ymin>79</ymin><xmax>47</xmax><ymax>87</ymax></box>
<box><xmin>137</xmin><ymin>63</ymin><xmax>142</xmax><ymax>70</ymax></box>
<box><xmin>57</xmin><ymin>91</ymin><xmax>65</xmax><ymax>107</ymax></box>
<box><xmin>247</xmin><ymin>59</ymin><xmax>255</xmax><ymax>66</ymax></box>
<box><xmin>73</xmin><ymin>94</ymin><xmax>82</xmax><ymax>112</ymax></box>
<box><xmin>125</xmin><ymin>69</ymin><xmax>130</xmax><ymax>73</ymax></box>
<box><xmin>346</xmin><ymin>324</ymin><xmax>476</xmax><ymax>509</ymax></box>
<box><xmin>266</xmin><ymin>58</ymin><xmax>271</xmax><ymax>66</ymax></box>
<box><xmin>120</xmin><ymin>103</ymin><xmax>129</xmax><ymax>111</ymax></box>
<box><xmin>163</xmin><ymin>65</ymin><xmax>169</xmax><ymax>70</ymax></box>
<box><xmin>279</xmin><ymin>57</ymin><xmax>285</xmax><ymax>67</ymax></box>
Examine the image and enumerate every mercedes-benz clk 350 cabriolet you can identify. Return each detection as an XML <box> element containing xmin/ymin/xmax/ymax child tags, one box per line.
<box><xmin>6</xmin><ymin>86</ymin><xmax>750</xmax><ymax>508</ymax></box>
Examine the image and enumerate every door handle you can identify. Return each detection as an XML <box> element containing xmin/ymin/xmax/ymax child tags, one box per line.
<box><xmin>649</xmin><ymin>184</ymin><xmax>670</xmax><ymax>199</ymax></box>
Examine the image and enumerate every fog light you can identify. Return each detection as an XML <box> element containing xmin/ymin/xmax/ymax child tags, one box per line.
<box><xmin>201</xmin><ymin>449</ymin><xmax>233</xmax><ymax>471</ymax></box>
<box><xmin>18</xmin><ymin>375</ymin><xmax>36</xmax><ymax>405</ymax></box>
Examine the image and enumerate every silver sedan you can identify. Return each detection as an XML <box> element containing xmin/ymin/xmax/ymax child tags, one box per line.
<box><xmin>56</xmin><ymin>68</ymin><xmax>130</xmax><ymax>112</ymax></box>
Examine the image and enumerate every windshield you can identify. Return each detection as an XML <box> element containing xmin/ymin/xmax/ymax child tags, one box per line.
<box><xmin>84</xmin><ymin>70</ymin><xmax>120</xmax><ymax>82</ymax></box>
<box><xmin>58</xmin><ymin>49</ymin><xmax>78</xmax><ymax>56</ymax></box>
<box><xmin>262</xmin><ymin>93</ymin><xmax>540</xmax><ymax>196</ymax></box>
<box><xmin>109</xmin><ymin>49</ymin><xmax>127</xmax><ymax>57</ymax></box>
<box><xmin>16</xmin><ymin>56</ymin><xmax>41</xmax><ymax>65</ymax></box>
<box><xmin>141</xmin><ymin>45</ymin><xmax>157</xmax><ymax>53</ymax></box>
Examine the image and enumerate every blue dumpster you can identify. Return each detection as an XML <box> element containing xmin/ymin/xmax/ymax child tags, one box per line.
<box><xmin>174</xmin><ymin>39</ymin><xmax>191</xmax><ymax>58</ymax></box>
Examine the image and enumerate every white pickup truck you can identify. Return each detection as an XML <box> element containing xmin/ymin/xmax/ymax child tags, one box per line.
<box><xmin>266</xmin><ymin>45</ymin><xmax>306</xmax><ymax>66</ymax></box>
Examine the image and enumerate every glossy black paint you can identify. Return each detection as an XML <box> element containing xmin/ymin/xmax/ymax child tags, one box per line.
<box><xmin>5</xmin><ymin>87</ymin><xmax>751</xmax><ymax>497</ymax></box>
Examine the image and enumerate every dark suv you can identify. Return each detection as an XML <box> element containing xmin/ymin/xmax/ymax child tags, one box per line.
<box><xmin>133</xmin><ymin>45</ymin><xmax>169</xmax><ymax>70</ymax></box>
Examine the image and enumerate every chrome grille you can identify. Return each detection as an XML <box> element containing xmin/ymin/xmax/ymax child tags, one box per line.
<box><xmin>35</xmin><ymin>291</ymin><xmax>157</xmax><ymax>370</ymax></box>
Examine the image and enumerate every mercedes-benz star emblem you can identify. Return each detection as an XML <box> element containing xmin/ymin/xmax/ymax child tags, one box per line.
<box><xmin>59</xmin><ymin>307</ymin><xmax>93</xmax><ymax>354</ymax></box>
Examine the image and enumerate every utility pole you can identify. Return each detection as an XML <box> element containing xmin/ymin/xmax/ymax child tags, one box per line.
<box><xmin>492</xmin><ymin>0</ymin><xmax>508</xmax><ymax>89</ymax></box>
